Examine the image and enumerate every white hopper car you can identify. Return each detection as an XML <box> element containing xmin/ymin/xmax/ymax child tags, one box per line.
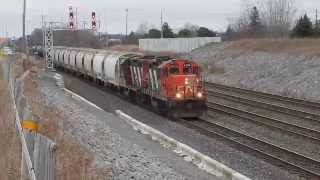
<box><xmin>52</xmin><ymin>46</ymin><xmax>140</xmax><ymax>86</ymax></box>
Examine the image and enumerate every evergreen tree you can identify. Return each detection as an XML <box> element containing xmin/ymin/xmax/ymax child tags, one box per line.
<box><xmin>249</xmin><ymin>6</ymin><xmax>263</xmax><ymax>37</ymax></box>
<box><xmin>178</xmin><ymin>29</ymin><xmax>192</xmax><ymax>37</ymax></box>
<box><xmin>148</xmin><ymin>29</ymin><xmax>161</xmax><ymax>38</ymax></box>
<box><xmin>127</xmin><ymin>31</ymin><xmax>138</xmax><ymax>44</ymax></box>
<box><xmin>162</xmin><ymin>22</ymin><xmax>175</xmax><ymax>38</ymax></box>
<box><xmin>197</xmin><ymin>27</ymin><xmax>216</xmax><ymax>37</ymax></box>
<box><xmin>292</xmin><ymin>14</ymin><xmax>313</xmax><ymax>38</ymax></box>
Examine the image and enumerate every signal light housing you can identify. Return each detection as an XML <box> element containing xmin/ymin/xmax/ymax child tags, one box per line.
<box><xmin>91</xmin><ymin>11</ymin><xmax>97</xmax><ymax>31</ymax></box>
<box><xmin>69</xmin><ymin>6</ymin><xmax>75</xmax><ymax>30</ymax></box>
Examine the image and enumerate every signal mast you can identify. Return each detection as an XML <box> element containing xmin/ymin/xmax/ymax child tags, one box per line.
<box><xmin>91</xmin><ymin>11</ymin><xmax>97</xmax><ymax>31</ymax></box>
<box><xmin>69</xmin><ymin>6</ymin><xmax>75</xmax><ymax>31</ymax></box>
<box><xmin>43</xmin><ymin>6</ymin><xmax>99</xmax><ymax>70</ymax></box>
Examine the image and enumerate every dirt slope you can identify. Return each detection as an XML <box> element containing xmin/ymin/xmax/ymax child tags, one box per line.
<box><xmin>186</xmin><ymin>39</ymin><xmax>320</xmax><ymax>102</ymax></box>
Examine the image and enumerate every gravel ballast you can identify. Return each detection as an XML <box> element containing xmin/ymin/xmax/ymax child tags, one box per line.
<box><xmin>37</xmin><ymin>71</ymin><xmax>218</xmax><ymax>180</ymax></box>
<box><xmin>60</xmin><ymin>72</ymin><xmax>300</xmax><ymax>180</ymax></box>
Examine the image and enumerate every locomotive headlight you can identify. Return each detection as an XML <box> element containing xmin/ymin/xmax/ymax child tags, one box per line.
<box><xmin>185</xmin><ymin>78</ymin><xmax>189</xmax><ymax>85</ymax></box>
<box><xmin>197</xmin><ymin>92</ymin><xmax>203</xmax><ymax>98</ymax></box>
<box><xmin>176</xmin><ymin>93</ymin><xmax>182</xmax><ymax>99</ymax></box>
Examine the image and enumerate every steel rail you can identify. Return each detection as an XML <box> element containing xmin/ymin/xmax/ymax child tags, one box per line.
<box><xmin>207</xmin><ymin>101</ymin><xmax>320</xmax><ymax>142</ymax></box>
<box><xmin>207</xmin><ymin>90</ymin><xmax>320</xmax><ymax>123</ymax></box>
<box><xmin>206</xmin><ymin>82</ymin><xmax>320</xmax><ymax>110</ymax></box>
<box><xmin>179</xmin><ymin>118</ymin><xmax>320</xmax><ymax>179</ymax></box>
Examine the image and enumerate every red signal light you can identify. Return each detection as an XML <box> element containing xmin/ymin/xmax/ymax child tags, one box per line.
<box><xmin>68</xmin><ymin>6</ymin><xmax>75</xmax><ymax>31</ymax></box>
<box><xmin>91</xmin><ymin>11</ymin><xmax>97</xmax><ymax>31</ymax></box>
<box><xmin>69</xmin><ymin>22</ymin><xmax>74</xmax><ymax>29</ymax></box>
<box><xmin>69</xmin><ymin>12</ymin><xmax>74</xmax><ymax>19</ymax></box>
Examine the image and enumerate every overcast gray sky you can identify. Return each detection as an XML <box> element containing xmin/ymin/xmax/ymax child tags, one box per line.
<box><xmin>0</xmin><ymin>0</ymin><xmax>319</xmax><ymax>37</ymax></box>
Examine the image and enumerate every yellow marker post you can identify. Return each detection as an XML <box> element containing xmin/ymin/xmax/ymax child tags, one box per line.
<box><xmin>22</xmin><ymin>120</ymin><xmax>39</xmax><ymax>132</ymax></box>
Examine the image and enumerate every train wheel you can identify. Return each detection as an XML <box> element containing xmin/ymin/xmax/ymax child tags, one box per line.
<box><xmin>169</xmin><ymin>111</ymin><xmax>179</xmax><ymax>119</ymax></box>
<box><xmin>151</xmin><ymin>99</ymin><xmax>168</xmax><ymax>116</ymax></box>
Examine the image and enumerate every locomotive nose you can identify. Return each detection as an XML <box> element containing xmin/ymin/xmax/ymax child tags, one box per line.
<box><xmin>174</xmin><ymin>75</ymin><xmax>205</xmax><ymax>100</ymax></box>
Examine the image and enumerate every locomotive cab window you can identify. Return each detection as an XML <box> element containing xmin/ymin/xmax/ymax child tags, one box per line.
<box><xmin>183</xmin><ymin>63</ymin><xmax>192</xmax><ymax>74</ymax></box>
<box><xmin>170</xmin><ymin>64</ymin><xmax>179</xmax><ymax>75</ymax></box>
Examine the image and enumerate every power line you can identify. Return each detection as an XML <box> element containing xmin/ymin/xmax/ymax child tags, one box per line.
<box><xmin>5</xmin><ymin>24</ymin><xmax>8</xmax><ymax>38</ymax></box>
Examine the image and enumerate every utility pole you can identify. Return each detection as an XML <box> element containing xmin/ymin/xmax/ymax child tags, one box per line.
<box><xmin>82</xmin><ymin>20</ymin><xmax>86</xmax><ymax>30</ymax></box>
<box><xmin>23</xmin><ymin>0</ymin><xmax>27</xmax><ymax>53</ymax></box>
<box><xmin>98</xmin><ymin>16</ymin><xmax>101</xmax><ymax>40</ymax></box>
<box><xmin>42</xmin><ymin>15</ymin><xmax>45</xmax><ymax>48</ymax></box>
<box><xmin>160</xmin><ymin>8</ymin><xmax>164</xmax><ymax>38</ymax></box>
<box><xmin>22</xmin><ymin>0</ymin><xmax>29</xmax><ymax>70</ymax></box>
<box><xmin>125</xmin><ymin>8</ymin><xmax>128</xmax><ymax>42</ymax></box>
<box><xmin>316</xmin><ymin>9</ymin><xmax>318</xmax><ymax>30</ymax></box>
<box><xmin>76</xmin><ymin>7</ymin><xmax>78</xmax><ymax>29</ymax></box>
<box><xmin>5</xmin><ymin>24</ymin><xmax>8</xmax><ymax>39</ymax></box>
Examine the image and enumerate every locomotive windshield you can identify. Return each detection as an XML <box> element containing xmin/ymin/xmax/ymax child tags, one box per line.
<box><xmin>170</xmin><ymin>64</ymin><xmax>179</xmax><ymax>75</ymax></box>
<box><xmin>183</xmin><ymin>63</ymin><xmax>192</xmax><ymax>74</ymax></box>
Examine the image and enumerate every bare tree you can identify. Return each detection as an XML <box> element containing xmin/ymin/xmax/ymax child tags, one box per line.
<box><xmin>30</xmin><ymin>28</ymin><xmax>43</xmax><ymax>46</ymax></box>
<box><xmin>259</xmin><ymin>0</ymin><xmax>297</xmax><ymax>37</ymax></box>
<box><xmin>228</xmin><ymin>1</ymin><xmax>254</xmax><ymax>38</ymax></box>
<box><xmin>183</xmin><ymin>23</ymin><xmax>200</xmax><ymax>37</ymax></box>
<box><xmin>136</xmin><ymin>22</ymin><xmax>154</xmax><ymax>35</ymax></box>
<box><xmin>228</xmin><ymin>0</ymin><xmax>296</xmax><ymax>38</ymax></box>
<box><xmin>53</xmin><ymin>30</ymin><xmax>101</xmax><ymax>48</ymax></box>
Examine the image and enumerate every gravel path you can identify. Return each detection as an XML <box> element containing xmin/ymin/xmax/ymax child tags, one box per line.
<box><xmin>37</xmin><ymin>71</ymin><xmax>217</xmax><ymax>180</ymax></box>
<box><xmin>60</xmin><ymin>71</ymin><xmax>300</xmax><ymax>180</ymax></box>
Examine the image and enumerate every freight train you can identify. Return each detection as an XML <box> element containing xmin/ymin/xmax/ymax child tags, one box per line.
<box><xmin>51</xmin><ymin>46</ymin><xmax>207</xmax><ymax>118</ymax></box>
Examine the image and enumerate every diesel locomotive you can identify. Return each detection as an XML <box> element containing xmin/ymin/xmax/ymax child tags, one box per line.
<box><xmin>52</xmin><ymin>46</ymin><xmax>207</xmax><ymax>118</ymax></box>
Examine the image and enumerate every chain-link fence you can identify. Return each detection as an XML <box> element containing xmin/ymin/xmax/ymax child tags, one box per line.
<box><xmin>2</xmin><ymin>59</ymin><xmax>56</xmax><ymax>180</ymax></box>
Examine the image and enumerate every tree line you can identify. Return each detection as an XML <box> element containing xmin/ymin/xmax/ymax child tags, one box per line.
<box><xmin>224</xmin><ymin>0</ymin><xmax>320</xmax><ymax>40</ymax></box>
<box><xmin>25</xmin><ymin>22</ymin><xmax>217</xmax><ymax>48</ymax></box>
<box><xmin>126</xmin><ymin>22</ymin><xmax>217</xmax><ymax>44</ymax></box>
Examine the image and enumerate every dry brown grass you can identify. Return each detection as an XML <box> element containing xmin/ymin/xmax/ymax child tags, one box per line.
<box><xmin>225</xmin><ymin>38</ymin><xmax>320</xmax><ymax>58</ymax></box>
<box><xmin>200</xmin><ymin>61</ymin><xmax>225</xmax><ymax>74</ymax></box>
<box><xmin>23</xmin><ymin>58</ymin><xmax>112</xmax><ymax>180</ymax></box>
<box><xmin>0</xmin><ymin>61</ymin><xmax>21</xmax><ymax>180</ymax></box>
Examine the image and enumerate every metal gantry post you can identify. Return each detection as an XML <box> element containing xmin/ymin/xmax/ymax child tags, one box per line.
<box><xmin>44</xmin><ymin>23</ymin><xmax>54</xmax><ymax>70</ymax></box>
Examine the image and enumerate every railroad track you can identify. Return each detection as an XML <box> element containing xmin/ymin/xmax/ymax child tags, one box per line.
<box><xmin>202</xmin><ymin>82</ymin><xmax>320</xmax><ymax>178</ymax></box>
<box><xmin>206</xmin><ymin>101</ymin><xmax>320</xmax><ymax>142</ymax></box>
<box><xmin>205</xmin><ymin>82</ymin><xmax>320</xmax><ymax>120</ymax></box>
<box><xmin>178</xmin><ymin>118</ymin><xmax>320</xmax><ymax>179</ymax></box>
<box><xmin>206</xmin><ymin>82</ymin><xmax>320</xmax><ymax>110</ymax></box>
<box><xmin>206</xmin><ymin>82</ymin><xmax>320</xmax><ymax>140</ymax></box>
